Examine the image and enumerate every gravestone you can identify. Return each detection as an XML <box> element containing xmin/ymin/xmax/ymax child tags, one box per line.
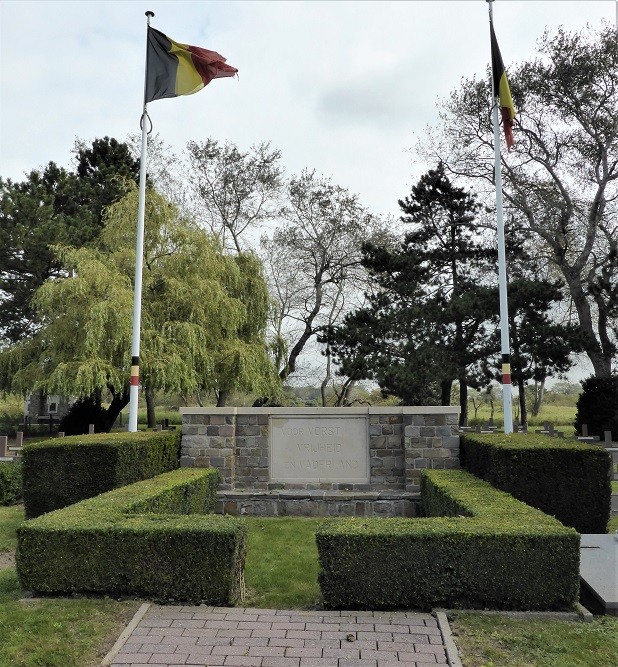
<box><xmin>580</xmin><ymin>534</ymin><xmax>618</xmax><ymax>616</ymax></box>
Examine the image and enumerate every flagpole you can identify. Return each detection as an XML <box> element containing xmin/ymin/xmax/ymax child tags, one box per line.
<box><xmin>487</xmin><ymin>0</ymin><xmax>513</xmax><ymax>434</ymax></box>
<box><xmin>128</xmin><ymin>10</ymin><xmax>154</xmax><ymax>432</ymax></box>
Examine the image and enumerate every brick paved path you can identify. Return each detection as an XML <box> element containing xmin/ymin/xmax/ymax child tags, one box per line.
<box><xmin>110</xmin><ymin>606</ymin><xmax>449</xmax><ymax>666</ymax></box>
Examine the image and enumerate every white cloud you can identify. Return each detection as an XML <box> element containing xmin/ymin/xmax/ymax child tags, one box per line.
<box><xmin>1</xmin><ymin>0</ymin><xmax>614</xmax><ymax>215</ymax></box>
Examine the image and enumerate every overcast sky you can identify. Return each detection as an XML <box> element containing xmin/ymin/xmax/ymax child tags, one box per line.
<box><xmin>1</xmin><ymin>0</ymin><xmax>615</xmax><ymax>220</ymax></box>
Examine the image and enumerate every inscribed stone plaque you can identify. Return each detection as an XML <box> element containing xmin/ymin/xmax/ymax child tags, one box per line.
<box><xmin>270</xmin><ymin>416</ymin><xmax>369</xmax><ymax>483</ymax></box>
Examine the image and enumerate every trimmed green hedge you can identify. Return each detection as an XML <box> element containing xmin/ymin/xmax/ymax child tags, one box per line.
<box><xmin>316</xmin><ymin>469</ymin><xmax>579</xmax><ymax>611</ymax></box>
<box><xmin>16</xmin><ymin>467</ymin><xmax>247</xmax><ymax>604</ymax></box>
<box><xmin>0</xmin><ymin>461</ymin><xmax>22</xmax><ymax>505</ymax></box>
<box><xmin>22</xmin><ymin>430</ymin><xmax>180</xmax><ymax>519</ymax></box>
<box><xmin>460</xmin><ymin>433</ymin><xmax>611</xmax><ymax>534</ymax></box>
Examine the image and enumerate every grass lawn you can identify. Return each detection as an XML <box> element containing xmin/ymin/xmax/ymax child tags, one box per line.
<box><xmin>449</xmin><ymin>612</ymin><xmax>618</xmax><ymax>667</ymax></box>
<box><xmin>0</xmin><ymin>505</ymin><xmax>140</xmax><ymax>667</ymax></box>
<box><xmin>244</xmin><ymin>516</ymin><xmax>322</xmax><ymax>609</ymax></box>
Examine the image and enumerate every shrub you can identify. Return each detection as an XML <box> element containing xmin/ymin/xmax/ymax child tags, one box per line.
<box><xmin>316</xmin><ymin>469</ymin><xmax>579</xmax><ymax>611</ymax></box>
<box><xmin>0</xmin><ymin>461</ymin><xmax>22</xmax><ymax>505</ymax></box>
<box><xmin>460</xmin><ymin>433</ymin><xmax>611</xmax><ymax>534</ymax></box>
<box><xmin>17</xmin><ymin>467</ymin><xmax>246</xmax><ymax>604</ymax></box>
<box><xmin>22</xmin><ymin>430</ymin><xmax>180</xmax><ymax>519</ymax></box>
<box><xmin>574</xmin><ymin>375</ymin><xmax>618</xmax><ymax>440</ymax></box>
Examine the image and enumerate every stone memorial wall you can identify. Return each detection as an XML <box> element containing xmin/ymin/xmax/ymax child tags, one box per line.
<box><xmin>180</xmin><ymin>406</ymin><xmax>460</xmax><ymax>517</ymax></box>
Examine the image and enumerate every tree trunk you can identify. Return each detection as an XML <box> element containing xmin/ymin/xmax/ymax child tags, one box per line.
<box><xmin>321</xmin><ymin>345</ymin><xmax>332</xmax><ymax>407</ymax></box>
<box><xmin>216</xmin><ymin>390</ymin><xmax>230</xmax><ymax>407</ymax></box>
<box><xmin>517</xmin><ymin>377</ymin><xmax>528</xmax><ymax>427</ymax></box>
<box><xmin>563</xmin><ymin>271</ymin><xmax>613</xmax><ymax>377</ymax></box>
<box><xmin>102</xmin><ymin>388</ymin><xmax>130</xmax><ymax>432</ymax></box>
<box><xmin>458</xmin><ymin>377</ymin><xmax>468</xmax><ymax>426</ymax></box>
<box><xmin>145</xmin><ymin>386</ymin><xmax>156</xmax><ymax>428</ymax></box>
<box><xmin>440</xmin><ymin>379</ymin><xmax>452</xmax><ymax>406</ymax></box>
<box><xmin>531</xmin><ymin>379</ymin><xmax>545</xmax><ymax>417</ymax></box>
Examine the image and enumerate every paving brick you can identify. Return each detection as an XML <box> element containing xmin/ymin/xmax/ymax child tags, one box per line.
<box><xmin>413</xmin><ymin>645</ymin><xmax>447</xmax><ymax>655</ymax></box>
<box><xmin>338</xmin><ymin>659</ymin><xmax>378</xmax><ymax>667</ymax></box>
<box><xmin>233</xmin><ymin>637</ymin><xmax>269</xmax><ymax>646</ymax></box>
<box><xmin>171</xmin><ymin>619</ymin><xmax>206</xmax><ymax>628</ymax></box>
<box><xmin>248</xmin><ymin>646</ymin><xmax>287</xmax><ymax>657</ymax></box>
<box><xmin>188</xmin><ymin>657</ymin><xmax>225</xmax><ymax>666</ymax></box>
<box><xmin>205</xmin><ymin>620</ymin><xmax>240</xmax><ymax>629</ymax></box>
<box><xmin>261</xmin><ymin>658</ymin><xmax>300</xmax><ymax>667</ymax></box>
<box><xmin>271</xmin><ymin>622</ymin><xmax>306</xmax><ymax>631</ymax></box>
<box><xmin>138</xmin><ymin>619</ymin><xmax>173</xmax><ymax>628</ymax></box>
<box><xmin>218</xmin><ymin>630</ymin><xmax>253</xmax><ymax>638</ymax></box>
<box><xmin>148</xmin><ymin>654</ymin><xmax>190</xmax><ymax>664</ymax></box>
<box><xmin>321</xmin><ymin>647</ymin><xmax>361</xmax><ymax>659</ymax></box>
<box><xmin>223</xmin><ymin>656</ymin><xmax>264</xmax><ymax>666</ymax></box>
<box><xmin>212</xmin><ymin>644</ymin><xmax>252</xmax><ymax>655</ymax></box>
<box><xmin>285</xmin><ymin>630</ymin><xmax>321</xmax><ymax>640</ymax></box>
<box><xmin>251</xmin><ymin>629</ymin><xmax>287</xmax><ymax>639</ymax></box>
<box><xmin>284</xmin><ymin>647</ymin><xmax>323</xmax><ymax>658</ymax></box>
<box><xmin>111</xmin><ymin>654</ymin><xmax>152</xmax><ymax>664</ymax></box>
<box><xmin>268</xmin><ymin>638</ymin><xmax>305</xmax><ymax>648</ymax></box>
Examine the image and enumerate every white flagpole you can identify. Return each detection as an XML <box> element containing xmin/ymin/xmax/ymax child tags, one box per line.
<box><xmin>128</xmin><ymin>10</ymin><xmax>154</xmax><ymax>432</ymax></box>
<box><xmin>488</xmin><ymin>0</ymin><xmax>513</xmax><ymax>434</ymax></box>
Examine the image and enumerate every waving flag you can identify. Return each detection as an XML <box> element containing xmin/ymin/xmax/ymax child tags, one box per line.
<box><xmin>145</xmin><ymin>27</ymin><xmax>237</xmax><ymax>103</ymax></box>
<box><xmin>490</xmin><ymin>21</ymin><xmax>516</xmax><ymax>149</ymax></box>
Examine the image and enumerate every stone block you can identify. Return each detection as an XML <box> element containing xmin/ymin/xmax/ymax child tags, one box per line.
<box><xmin>183</xmin><ymin>425</ymin><xmax>199</xmax><ymax>435</ymax></box>
<box><xmin>218</xmin><ymin>425</ymin><xmax>235</xmax><ymax>437</ymax></box>
<box><xmin>408</xmin><ymin>415</ymin><xmax>426</xmax><ymax>426</ymax></box>
<box><xmin>425</xmin><ymin>414</ymin><xmax>446</xmax><ymax>426</ymax></box>
<box><xmin>404</xmin><ymin>426</ymin><xmax>421</xmax><ymax>438</ymax></box>
<box><xmin>237</xmin><ymin>415</ymin><xmax>258</xmax><ymax>425</ymax></box>
<box><xmin>180</xmin><ymin>456</ymin><xmax>194</xmax><ymax>467</ymax></box>
<box><xmin>369</xmin><ymin>425</ymin><xmax>382</xmax><ymax>436</ymax></box>
<box><xmin>442</xmin><ymin>436</ymin><xmax>460</xmax><ymax>450</ymax></box>
<box><xmin>406</xmin><ymin>448</ymin><xmax>423</xmax><ymax>458</ymax></box>
<box><xmin>369</xmin><ymin>436</ymin><xmax>387</xmax><ymax>449</ymax></box>
<box><xmin>425</xmin><ymin>448</ymin><xmax>450</xmax><ymax>459</ymax></box>
<box><xmin>194</xmin><ymin>457</ymin><xmax>211</xmax><ymax>467</ymax></box>
<box><xmin>382</xmin><ymin>425</ymin><xmax>394</xmax><ymax>435</ymax></box>
<box><xmin>420</xmin><ymin>426</ymin><xmax>436</xmax><ymax>437</ymax></box>
<box><xmin>414</xmin><ymin>458</ymin><xmax>429</xmax><ymax>469</ymax></box>
<box><xmin>238</xmin><ymin>425</ymin><xmax>261</xmax><ymax>437</ymax></box>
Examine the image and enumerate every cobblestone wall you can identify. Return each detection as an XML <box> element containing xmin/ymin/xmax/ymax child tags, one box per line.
<box><xmin>181</xmin><ymin>407</ymin><xmax>459</xmax><ymax>500</ymax></box>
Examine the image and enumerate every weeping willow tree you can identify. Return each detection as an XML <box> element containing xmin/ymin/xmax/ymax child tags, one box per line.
<box><xmin>0</xmin><ymin>184</ymin><xmax>280</xmax><ymax>429</ymax></box>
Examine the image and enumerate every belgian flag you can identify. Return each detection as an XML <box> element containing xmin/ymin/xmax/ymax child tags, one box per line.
<box><xmin>145</xmin><ymin>27</ymin><xmax>237</xmax><ymax>103</ymax></box>
<box><xmin>490</xmin><ymin>21</ymin><xmax>516</xmax><ymax>149</ymax></box>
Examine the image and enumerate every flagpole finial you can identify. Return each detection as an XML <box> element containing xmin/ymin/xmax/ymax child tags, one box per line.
<box><xmin>146</xmin><ymin>11</ymin><xmax>154</xmax><ymax>17</ymax></box>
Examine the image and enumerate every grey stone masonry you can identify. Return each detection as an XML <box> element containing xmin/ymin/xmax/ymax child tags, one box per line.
<box><xmin>181</xmin><ymin>407</ymin><xmax>460</xmax><ymax>516</ymax></box>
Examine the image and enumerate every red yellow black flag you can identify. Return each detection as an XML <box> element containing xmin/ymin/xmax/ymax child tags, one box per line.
<box><xmin>145</xmin><ymin>27</ymin><xmax>237</xmax><ymax>103</ymax></box>
<box><xmin>490</xmin><ymin>21</ymin><xmax>516</xmax><ymax>149</ymax></box>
